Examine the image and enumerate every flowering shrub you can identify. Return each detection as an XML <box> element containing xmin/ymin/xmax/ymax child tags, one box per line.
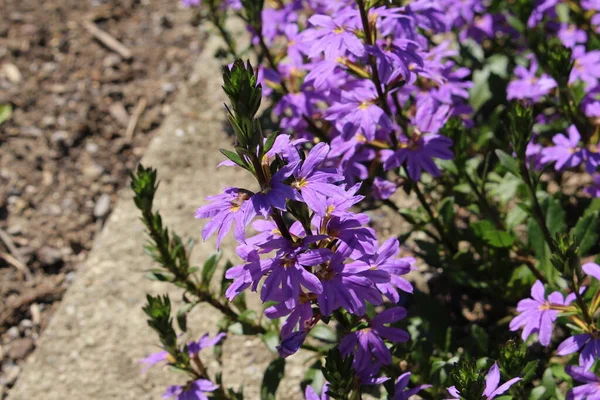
<box><xmin>131</xmin><ymin>0</ymin><xmax>600</xmax><ymax>399</ymax></box>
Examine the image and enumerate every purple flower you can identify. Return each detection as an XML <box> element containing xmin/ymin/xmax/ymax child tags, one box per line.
<box><xmin>413</xmin><ymin>96</ymin><xmax>452</xmax><ymax>135</ymax></box>
<box><xmin>372</xmin><ymin>177</ymin><xmax>397</xmax><ymax>200</ymax></box>
<box><xmin>381</xmin><ymin>134</ymin><xmax>453</xmax><ymax>181</ymax></box>
<box><xmin>324</xmin><ymin>81</ymin><xmax>393</xmax><ymax>141</ymax></box>
<box><xmin>305</xmin><ymin>383</ymin><xmax>330</xmax><ymax>400</ymax></box>
<box><xmin>259</xmin><ymin>241</ymin><xmax>330</xmax><ymax>308</ymax></box>
<box><xmin>302</xmin><ymin>12</ymin><xmax>364</xmax><ymax>59</ymax></box>
<box><xmin>187</xmin><ymin>333</ymin><xmax>226</xmax><ymax>356</ymax></box>
<box><xmin>181</xmin><ymin>0</ymin><xmax>201</xmax><ymax>7</ymax></box>
<box><xmin>556</xmin><ymin>263</ymin><xmax>600</xmax><ymax>369</ymax></box>
<box><xmin>557</xmin><ymin>334</ymin><xmax>600</xmax><ymax>370</ymax></box>
<box><xmin>558</xmin><ymin>24</ymin><xmax>588</xmax><ymax>48</ymax></box>
<box><xmin>291</xmin><ymin>143</ymin><xmax>345</xmax><ymax>212</ymax></box>
<box><xmin>526</xmin><ymin>139</ymin><xmax>544</xmax><ymax>170</ymax></box>
<box><xmin>586</xmin><ymin>175</ymin><xmax>600</xmax><ymax>197</ymax></box>
<box><xmin>251</xmin><ymin>161</ymin><xmax>300</xmax><ymax>218</ymax></box>
<box><xmin>348</xmin><ymin>238</ymin><xmax>414</xmax><ymax>303</ymax></box>
<box><xmin>339</xmin><ymin>307</ymin><xmax>409</xmax><ymax>374</ymax></box>
<box><xmin>139</xmin><ymin>350</ymin><xmax>168</xmax><ymax>374</ymax></box>
<box><xmin>195</xmin><ymin>187</ymin><xmax>256</xmax><ymax>248</ymax></box>
<box><xmin>541</xmin><ymin>125</ymin><xmax>600</xmax><ymax>173</ymax></box>
<box><xmin>163</xmin><ymin>379</ymin><xmax>218</xmax><ymax>400</ymax></box>
<box><xmin>319</xmin><ymin>214</ymin><xmax>378</xmax><ymax>259</ymax></box>
<box><xmin>527</xmin><ymin>0</ymin><xmax>559</xmax><ymax>27</ymax></box>
<box><xmin>570</xmin><ymin>47</ymin><xmax>600</xmax><ymax>87</ymax></box>
<box><xmin>391</xmin><ymin>372</ymin><xmax>431</xmax><ymax>400</ymax></box>
<box><xmin>314</xmin><ymin>183</ymin><xmax>364</xmax><ymax>218</ymax></box>
<box><xmin>509</xmin><ymin>280</ymin><xmax>575</xmax><ymax>346</ymax></box>
<box><xmin>507</xmin><ymin>60</ymin><xmax>556</xmax><ymax>101</ymax></box>
<box><xmin>277</xmin><ymin>330</ymin><xmax>309</xmax><ymax>358</ymax></box>
<box><xmin>265</xmin><ymin>296</ymin><xmax>313</xmax><ymax>337</ymax></box>
<box><xmin>316</xmin><ymin>252</ymin><xmax>383</xmax><ymax>316</ymax></box>
<box><xmin>224</xmin><ymin>245</ymin><xmax>262</xmax><ymax>301</ymax></box>
<box><xmin>566</xmin><ymin>366</ymin><xmax>600</xmax><ymax>400</ymax></box>
<box><xmin>540</xmin><ymin>125</ymin><xmax>582</xmax><ymax>171</ymax></box>
<box><xmin>447</xmin><ymin>363</ymin><xmax>521</xmax><ymax>399</ymax></box>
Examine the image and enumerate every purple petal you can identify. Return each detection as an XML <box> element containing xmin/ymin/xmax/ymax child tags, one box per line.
<box><xmin>489</xmin><ymin>377</ymin><xmax>521</xmax><ymax>398</ymax></box>
<box><xmin>483</xmin><ymin>363</ymin><xmax>500</xmax><ymax>397</ymax></box>
<box><xmin>583</xmin><ymin>262</ymin><xmax>600</xmax><ymax>281</ymax></box>
<box><xmin>557</xmin><ymin>334</ymin><xmax>589</xmax><ymax>356</ymax></box>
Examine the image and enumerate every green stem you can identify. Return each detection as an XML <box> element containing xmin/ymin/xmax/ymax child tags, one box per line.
<box><xmin>208</xmin><ymin>2</ymin><xmax>238</xmax><ymax>58</ymax></box>
<box><xmin>463</xmin><ymin>172</ymin><xmax>504</xmax><ymax>231</ymax></box>
<box><xmin>572</xmin><ymin>275</ymin><xmax>594</xmax><ymax>326</ymax></box>
<box><xmin>410</xmin><ymin>179</ymin><xmax>457</xmax><ymax>254</ymax></box>
<box><xmin>253</xmin><ymin>22</ymin><xmax>329</xmax><ymax>142</ymax></box>
<box><xmin>519</xmin><ymin>163</ymin><xmax>558</xmax><ymax>254</ymax></box>
<box><xmin>355</xmin><ymin>0</ymin><xmax>398</xmax><ymax>148</ymax></box>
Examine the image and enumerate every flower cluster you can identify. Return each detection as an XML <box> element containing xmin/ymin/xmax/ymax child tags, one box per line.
<box><xmin>141</xmin><ymin>333</ymin><xmax>226</xmax><ymax>400</ymax></box>
<box><xmin>197</xmin><ymin>133</ymin><xmax>417</xmax><ymax>383</ymax></box>
<box><xmin>463</xmin><ymin>0</ymin><xmax>600</xmax><ymax>196</ymax></box>
<box><xmin>202</xmin><ymin>0</ymin><xmax>472</xmax><ymax>201</ymax></box>
<box><xmin>138</xmin><ymin>0</ymin><xmax>600</xmax><ymax>397</ymax></box>
<box><xmin>510</xmin><ymin>263</ymin><xmax>600</xmax><ymax>399</ymax></box>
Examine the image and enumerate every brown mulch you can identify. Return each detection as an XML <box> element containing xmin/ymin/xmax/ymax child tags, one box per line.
<box><xmin>0</xmin><ymin>0</ymin><xmax>204</xmax><ymax>394</ymax></box>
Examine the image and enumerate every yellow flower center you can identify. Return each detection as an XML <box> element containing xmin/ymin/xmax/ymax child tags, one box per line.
<box><xmin>293</xmin><ymin>178</ymin><xmax>309</xmax><ymax>189</ymax></box>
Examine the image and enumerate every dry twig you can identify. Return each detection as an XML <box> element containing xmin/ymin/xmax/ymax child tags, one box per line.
<box><xmin>125</xmin><ymin>97</ymin><xmax>147</xmax><ymax>140</ymax></box>
<box><xmin>0</xmin><ymin>252</ymin><xmax>32</xmax><ymax>281</ymax></box>
<box><xmin>82</xmin><ymin>20</ymin><xmax>133</xmax><ymax>60</ymax></box>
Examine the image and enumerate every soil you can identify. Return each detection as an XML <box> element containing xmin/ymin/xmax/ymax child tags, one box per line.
<box><xmin>0</xmin><ymin>0</ymin><xmax>204</xmax><ymax>394</ymax></box>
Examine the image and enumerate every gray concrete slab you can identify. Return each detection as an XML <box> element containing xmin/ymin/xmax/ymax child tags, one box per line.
<box><xmin>8</xmin><ymin>27</ymin><xmax>310</xmax><ymax>400</ymax></box>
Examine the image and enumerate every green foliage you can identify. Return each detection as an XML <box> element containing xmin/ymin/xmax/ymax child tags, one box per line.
<box><xmin>261</xmin><ymin>358</ymin><xmax>285</xmax><ymax>400</ymax></box>
<box><xmin>449</xmin><ymin>359</ymin><xmax>486</xmax><ymax>400</ymax></box>
<box><xmin>322</xmin><ymin>349</ymin><xmax>356</xmax><ymax>399</ymax></box>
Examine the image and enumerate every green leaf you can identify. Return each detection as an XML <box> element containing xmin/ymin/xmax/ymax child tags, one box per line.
<box><xmin>522</xmin><ymin>360</ymin><xmax>539</xmax><ymax>383</ymax></box>
<box><xmin>303</xmin><ymin>360</ymin><xmax>325</xmax><ymax>397</ymax></box>
<box><xmin>201</xmin><ymin>252</ymin><xmax>222</xmax><ymax>287</ymax></box>
<box><xmin>261</xmin><ymin>358</ymin><xmax>285</xmax><ymax>400</ymax></box>
<box><xmin>543</xmin><ymin>196</ymin><xmax>567</xmax><ymax>236</ymax></box>
<box><xmin>470</xmin><ymin>325</ymin><xmax>489</xmax><ymax>353</ymax></box>
<box><xmin>176</xmin><ymin>305</ymin><xmax>189</xmax><ymax>332</ymax></box>
<box><xmin>495</xmin><ymin>149</ymin><xmax>520</xmax><ymax>176</ymax></box>
<box><xmin>220</xmin><ymin>260</ymin><xmax>235</xmax><ymax>297</ymax></box>
<box><xmin>220</xmin><ymin>148</ymin><xmax>247</xmax><ymax>169</ymax></box>
<box><xmin>261</xmin><ymin>331</ymin><xmax>280</xmax><ymax>354</ymax></box>
<box><xmin>483</xmin><ymin>229</ymin><xmax>515</xmax><ymax>248</ymax></box>
<box><xmin>469</xmin><ymin>68</ymin><xmax>492</xmax><ymax>111</ymax></box>
<box><xmin>471</xmin><ymin>220</ymin><xmax>515</xmax><ymax>248</ymax></box>
<box><xmin>506</xmin><ymin>206</ymin><xmax>528</xmax><ymax>230</ymax></box>
<box><xmin>309</xmin><ymin>324</ymin><xmax>337</xmax><ymax>343</ymax></box>
<box><xmin>439</xmin><ymin>197</ymin><xmax>455</xmax><ymax>227</ymax></box>
<box><xmin>263</xmin><ymin>131</ymin><xmax>279</xmax><ymax>153</ymax></box>
<box><xmin>0</xmin><ymin>104</ymin><xmax>12</xmax><ymax>125</ymax></box>
<box><xmin>572</xmin><ymin>211</ymin><xmax>599</xmax><ymax>256</ymax></box>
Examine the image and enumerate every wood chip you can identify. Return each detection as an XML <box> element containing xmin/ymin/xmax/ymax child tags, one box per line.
<box><xmin>108</xmin><ymin>102</ymin><xmax>129</xmax><ymax>127</ymax></box>
<box><xmin>82</xmin><ymin>21</ymin><xmax>132</xmax><ymax>60</ymax></box>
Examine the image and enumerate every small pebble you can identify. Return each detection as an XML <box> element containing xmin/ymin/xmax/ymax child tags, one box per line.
<box><xmin>30</xmin><ymin>304</ymin><xmax>41</xmax><ymax>325</ymax></box>
<box><xmin>94</xmin><ymin>194</ymin><xmax>111</xmax><ymax>218</ymax></box>
<box><xmin>7</xmin><ymin>338</ymin><xmax>34</xmax><ymax>360</ymax></box>
<box><xmin>18</xmin><ymin>319</ymin><xmax>32</xmax><ymax>330</ymax></box>
<box><xmin>1</xmin><ymin>364</ymin><xmax>21</xmax><ymax>386</ymax></box>
<box><xmin>85</xmin><ymin>142</ymin><xmax>99</xmax><ymax>154</ymax></box>
<box><xmin>6</xmin><ymin>326</ymin><xmax>19</xmax><ymax>339</ymax></box>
